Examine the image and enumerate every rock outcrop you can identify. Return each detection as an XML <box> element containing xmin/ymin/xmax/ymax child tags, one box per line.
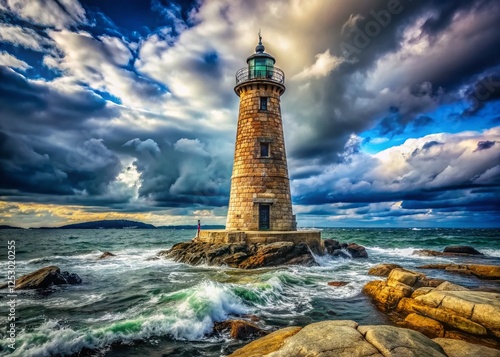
<box><xmin>418</xmin><ymin>263</ymin><xmax>500</xmax><ymax>280</ymax></box>
<box><xmin>160</xmin><ymin>241</ymin><xmax>317</xmax><ymax>269</ymax></box>
<box><xmin>413</xmin><ymin>245</ymin><xmax>484</xmax><ymax>257</ymax></box>
<box><xmin>443</xmin><ymin>246</ymin><xmax>483</xmax><ymax>255</ymax></box>
<box><xmin>227</xmin><ymin>319</ymin><xmax>498</xmax><ymax>357</ymax></box>
<box><xmin>0</xmin><ymin>266</ymin><xmax>82</xmax><ymax>290</ymax></box>
<box><xmin>99</xmin><ymin>251</ymin><xmax>116</xmax><ymax>259</ymax></box>
<box><xmin>328</xmin><ymin>281</ymin><xmax>349</xmax><ymax>287</ymax></box>
<box><xmin>213</xmin><ymin>319</ymin><xmax>267</xmax><ymax>339</ymax></box>
<box><xmin>363</xmin><ymin>267</ymin><xmax>500</xmax><ymax>348</ymax></box>
<box><xmin>368</xmin><ymin>263</ymin><xmax>403</xmax><ymax>277</ymax></box>
<box><xmin>161</xmin><ymin>238</ymin><xmax>369</xmax><ymax>269</ymax></box>
<box><xmin>323</xmin><ymin>239</ymin><xmax>368</xmax><ymax>259</ymax></box>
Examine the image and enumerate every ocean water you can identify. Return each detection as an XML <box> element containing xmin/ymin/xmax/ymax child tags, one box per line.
<box><xmin>0</xmin><ymin>228</ymin><xmax>499</xmax><ymax>357</ymax></box>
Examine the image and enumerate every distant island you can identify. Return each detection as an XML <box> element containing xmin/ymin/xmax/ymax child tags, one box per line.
<box><xmin>0</xmin><ymin>224</ymin><xmax>23</xmax><ymax>229</ymax></box>
<box><xmin>56</xmin><ymin>219</ymin><xmax>156</xmax><ymax>229</ymax></box>
<box><xmin>30</xmin><ymin>220</ymin><xmax>225</xmax><ymax>230</ymax></box>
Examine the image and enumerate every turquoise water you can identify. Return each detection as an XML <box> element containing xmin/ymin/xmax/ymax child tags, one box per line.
<box><xmin>0</xmin><ymin>228</ymin><xmax>499</xmax><ymax>356</ymax></box>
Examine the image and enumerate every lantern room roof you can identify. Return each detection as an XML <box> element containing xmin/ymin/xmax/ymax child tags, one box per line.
<box><xmin>246</xmin><ymin>32</ymin><xmax>276</xmax><ymax>64</ymax></box>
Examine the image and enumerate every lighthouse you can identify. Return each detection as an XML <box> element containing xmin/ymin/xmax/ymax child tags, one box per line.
<box><xmin>197</xmin><ymin>34</ymin><xmax>321</xmax><ymax>252</ymax></box>
<box><xmin>226</xmin><ymin>34</ymin><xmax>295</xmax><ymax>231</ymax></box>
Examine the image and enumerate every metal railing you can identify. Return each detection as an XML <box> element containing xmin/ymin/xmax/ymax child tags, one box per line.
<box><xmin>235</xmin><ymin>66</ymin><xmax>285</xmax><ymax>85</ymax></box>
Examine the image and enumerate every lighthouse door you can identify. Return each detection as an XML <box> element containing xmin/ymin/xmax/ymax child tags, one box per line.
<box><xmin>259</xmin><ymin>204</ymin><xmax>270</xmax><ymax>230</ymax></box>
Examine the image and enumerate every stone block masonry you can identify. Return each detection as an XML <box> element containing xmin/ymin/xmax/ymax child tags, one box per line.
<box><xmin>226</xmin><ymin>81</ymin><xmax>295</xmax><ymax>231</ymax></box>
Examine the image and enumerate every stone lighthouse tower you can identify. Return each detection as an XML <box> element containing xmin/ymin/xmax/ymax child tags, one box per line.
<box><xmin>197</xmin><ymin>35</ymin><xmax>320</xmax><ymax>252</ymax></box>
<box><xmin>226</xmin><ymin>35</ymin><xmax>295</xmax><ymax>231</ymax></box>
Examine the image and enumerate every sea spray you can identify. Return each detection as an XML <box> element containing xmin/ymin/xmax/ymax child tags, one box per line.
<box><xmin>0</xmin><ymin>281</ymin><xmax>249</xmax><ymax>356</ymax></box>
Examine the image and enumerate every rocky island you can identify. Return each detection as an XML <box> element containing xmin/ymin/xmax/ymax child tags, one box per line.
<box><xmin>160</xmin><ymin>238</ymin><xmax>368</xmax><ymax>268</ymax></box>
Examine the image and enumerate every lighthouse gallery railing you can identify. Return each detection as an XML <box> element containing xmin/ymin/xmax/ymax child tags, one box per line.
<box><xmin>235</xmin><ymin>66</ymin><xmax>285</xmax><ymax>85</ymax></box>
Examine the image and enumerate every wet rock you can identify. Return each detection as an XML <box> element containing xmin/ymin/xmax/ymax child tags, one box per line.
<box><xmin>213</xmin><ymin>319</ymin><xmax>267</xmax><ymax>340</ymax></box>
<box><xmin>331</xmin><ymin>249</ymin><xmax>352</xmax><ymax>258</ymax></box>
<box><xmin>413</xmin><ymin>249</ymin><xmax>445</xmax><ymax>257</ymax></box>
<box><xmin>229</xmin><ymin>320</ymin><xmax>450</xmax><ymax>357</ymax></box>
<box><xmin>418</xmin><ymin>264</ymin><xmax>500</xmax><ymax>280</ymax></box>
<box><xmin>161</xmin><ymin>241</ymin><xmax>316</xmax><ymax>269</ymax></box>
<box><xmin>323</xmin><ymin>239</ymin><xmax>341</xmax><ymax>254</ymax></box>
<box><xmin>60</xmin><ymin>271</ymin><xmax>82</xmax><ymax>284</ymax></box>
<box><xmin>443</xmin><ymin>246</ymin><xmax>483</xmax><ymax>255</ymax></box>
<box><xmin>346</xmin><ymin>243</ymin><xmax>368</xmax><ymax>258</ymax></box>
<box><xmin>328</xmin><ymin>281</ymin><xmax>349</xmax><ymax>287</ymax></box>
<box><xmin>413</xmin><ymin>246</ymin><xmax>485</xmax><ymax>257</ymax></box>
<box><xmin>324</xmin><ymin>240</ymin><xmax>369</xmax><ymax>259</ymax></box>
<box><xmin>99</xmin><ymin>251</ymin><xmax>116</xmax><ymax>259</ymax></box>
<box><xmin>368</xmin><ymin>263</ymin><xmax>403</xmax><ymax>277</ymax></box>
<box><xmin>0</xmin><ymin>266</ymin><xmax>82</xmax><ymax>290</ymax></box>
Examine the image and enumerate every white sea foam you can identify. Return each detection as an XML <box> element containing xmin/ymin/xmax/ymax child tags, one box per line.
<box><xmin>367</xmin><ymin>246</ymin><xmax>420</xmax><ymax>257</ymax></box>
<box><xmin>1</xmin><ymin>281</ymin><xmax>249</xmax><ymax>357</ymax></box>
<box><xmin>480</xmin><ymin>249</ymin><xmax>500</xmax><ymax>258</ymax></box>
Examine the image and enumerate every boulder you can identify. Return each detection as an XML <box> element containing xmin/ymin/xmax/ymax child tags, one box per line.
<box><xmin>443</xmin><ymin>246</ymin><xmax>483</xmax><ymax>255</ymax></box>
<box><xmin>433</xmin><ymin>338</ymin><xmax>500</xmax><ymax>357</ymax></box>
<box><xmin>227</xmin><ymin>326</ymin><xmax>301</xmax><ymax>357</ymax></box>
<box><xmin>363</xmin><ymin>280</ymin><xmax>413</xmax><ymax>311</ymax></box>
<box><xmin>99</xmin><ymin>251</ymin><xmax>116</xmax><ymax>259</ymax></box>
<box><xmin>323</xmin><ymin>239</ymin><xmax>341</xmax><ymax>254</ymax></box>
<box><xmin>328</xmin><ymin>281</ymin><xmax>349</xmax><ymax>287</ymax></box>
<box><xmin>368</xmin><ymin>264</ymin><xmax>403</xmax><ymax>277</ymax></box>
<box><xmin>405</xmin><ymin>313</ymin><xmax>445</xmax><ymax>338</ymax></box>
<box><xmin>59</xmin><ymin>271</ymin><xmax>82</xmax><ymax>284</ymax></box>
<box><xmin>161</xmin><ymin>241</ymin><xmax>317</xmax><ymax>269</ymax></box>
<box><xmin>213</xmin><ymin>319</ymin><xmax>267</xmax><ymax>340</ymax></box>
<box><xmin>323</xmin><ymin>240</ymin><xmax>368</xmax><ymax>259</ymax></box>
<box><xmin>358</xmin><ymin>325</ymin><xmax>446</xmax><ymax>357</ymax></box>
<box><xmin>229</xmin><ymin>320</ymin><xmax>451</xmax><ymax>357</ymax></box>
<box><xmin>346</xmin><ymin>243</ymin><xmax>368</xmax><ymax>258</ymax></box>
<box><xmin>2</xmin><ymin>266</ymin><xmax>82</xmax><ymax>290</ymax></box>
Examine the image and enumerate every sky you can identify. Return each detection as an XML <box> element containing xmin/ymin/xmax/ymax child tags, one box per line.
<box><xmin>0</xmin><ymin>0</ymin><xmax>499</xmax><ymax>228</ymax></box>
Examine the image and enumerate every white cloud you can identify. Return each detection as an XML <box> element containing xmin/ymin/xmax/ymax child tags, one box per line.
<box><xmin>44</xmin><ymin>30</ymin><xmax>167</xmax><ymax>111</ymax></box>
<box><xmin>124</xmin><ymin>138</ymin><xmax>161</xmax><ymax>156</ymax></box>
<box><xmin>0</xmin><ymin>51</ymin><xmax>31</xmax><ymax>70</ymax></box>
<box><xmin>341</xmin><ymin>13</ymin><xmax>364</xmax><ymax>34</ymax></box>
<box><xmin>1</xmin><ymin>0</ymin><xmax>86</xmax><ymax>28</ymax></box>
<box><xmin>293</xmin><ymin>49</ymin><xmax>343</xmax><ymax>80</ymax></box>
<box><xmin>370</xmin><ymin>137</ymin><xmax>389</xmax><ymax>144</ymax></box>
<box><xmin>174</xmin><ymin>138</ymin><xmax>209</xmax><ymax>157</ymax></box>
<box><xmin>294</xmin><ymin>127</ymin><xmax>500</xmax><ymax>200</ymax></box>
<box><xmin>0</xmin><ymin>24</ymin><xmax>52</xmax><ymax>51</ymax></box>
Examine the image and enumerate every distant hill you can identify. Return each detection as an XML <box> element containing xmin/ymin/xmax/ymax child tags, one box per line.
<box><xmin>57</xmin><ymin>220</ymin><xmax>156</xmax><ymax>229</ymax></box>
<box><xmin>157</xmin><ymin>225</ymin><xmax>225</xmax><ymax>230</ymax></box>
<box><xmin>0</xmin><ymin>225</ymin><xmax>23</xmax><ymax>229</ymax></box>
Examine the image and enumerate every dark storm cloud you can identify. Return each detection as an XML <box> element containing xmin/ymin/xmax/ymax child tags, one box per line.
<box><xmin>128</xmin><ymin>138</ymin><xmax>231</xmax><ymax>208</ymax></box>
<box><xmin>464</xmin><ymin>73</ymin><xmax>500</xmax><ymax>114</ymax></box>
<box><xmin>0</xmin><ymin>66</ymin><xmax>123</xmax><ymax>201</ymax></box>
<box><xmin>286</xmin><ymin>0</ymin><xmax>500</xmax><ymax>164</ymax></box>
<box><xmin>475</xmin><ymin>140</ymin><xmax>496</xmax><ymax>151</ymax></box>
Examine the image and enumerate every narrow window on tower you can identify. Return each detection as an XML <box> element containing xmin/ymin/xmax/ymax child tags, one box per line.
<box><xmin>260</xmin><ymin>142</ymin><xmax>270</xmax><ymax>157</ymax></box>
<box><xmin>260</xmin><ymin>97</ymin><xmax>268</xmax><ymax>111</ymax></box>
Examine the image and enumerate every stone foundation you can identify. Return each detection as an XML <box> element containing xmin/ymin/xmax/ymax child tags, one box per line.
<box><xmin>197</xmin><ymin>230</ymin><xmax>323</xmax><ymax>255</ymax></box>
